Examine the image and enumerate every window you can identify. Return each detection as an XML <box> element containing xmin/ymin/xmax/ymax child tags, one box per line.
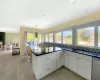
<box><xmin>49</xmin><ymin>47</ymin><xmax>53</xmax><ymax>52</ymax></box>
<box><xmin>55</xmin><ymin>32</ymin><xmax>62</xmax><ymax>43</ymax></box>
<box><xmin>27</xmin><ymin>33</ymin><xmax>35</xmax><ymax>42</ymax></box>
<box><xmin>55</xmin><ymin>32</ymin><xmax>62</xmax><ymax>51</ymax></box>
<box><xmin>49</xmin><ymin>33</ymin><xmax>53</xmax><ymax>42</ymax></box>
<box><xmin>98</xmin><ymin>26</ymin><xmax>100</xmax><ymax>47</ymax></box>
<box><xmin>77</xmin><ymin>27</ymin><xmax>94</xmax><ymax>46</ymax></box>
<box><xmin>27</xmin><ymin>33</ymin><xmax>42</xmax><ymax>49</ymax></box>
<box><xmin>27</xmin><ymin>33</ymin><xmax>35</xmax><ymax>48</ymax></box>
<box><xmin>38</xmin><ymin>34</ymin><xmax>42</xmax><ymax>43</ymax></box>
<box><xmin>45</xmin><ymin>34</ymin><xmax>49</xmax><ymax>42</ymax></box>
<box><xmin>63</xmin><ymin>30</ymin><xmax>72</xmax><ymax>44</ymax></box>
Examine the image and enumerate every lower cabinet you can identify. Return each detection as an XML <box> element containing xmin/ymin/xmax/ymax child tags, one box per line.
<box><xmin>32</xmin><ymin>51</ymin><xmax>92</xmax><ymax>80</ymax></box>
<box><xmin>56</xmin><ymin>51</ymin><xmax>64</xmax><ymax>69</ymax></box>
<box><xmin>64</xmin><ymin>51</ymin><xmax>69</xmax><ymax>68</ymax></box>
<box><xmin>66</xmin><ymin>51</ymin><xmax>92</xmax><ymax>80</ymax></box>
<box><xmin>77</xmin><ymin>58</ymin><xmax>92</xmax><ymax>80</ymax></box>
<box><xmin>69</xmin><ymin>55</ymin><xmax>78</xmax><ymax>73</ymax></box>
<box><xmin>32</xmin><ymin>52</ymin><xmax>57</xmax><ymax>80</ymax></box>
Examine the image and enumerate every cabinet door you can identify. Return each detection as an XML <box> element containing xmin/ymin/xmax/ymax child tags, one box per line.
<box><xmin>64</xmin><ymin>52</ymin><xmax>69</xmax><ymax>68</ymax></box>
<box><xmin>57</xmin><ymin>51</ymin><xmax>64</xmax><ymax>69</ymax></box>
<box><xmin>46</xmin><ymin>53</ymin><xmax>57</xmax><ymax>72</ymax></box>
<box><xmin>69</xmin><ymin>55</ymin><xmax>77</xmax><ymax>73</ymax></box>
<box><xmin>78</xmin><ymin>59</ymin><xmax>92</xmax><ymax>80</ymax></box>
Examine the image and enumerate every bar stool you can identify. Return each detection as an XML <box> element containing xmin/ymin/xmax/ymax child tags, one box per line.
<box><xmin>26</xmin><ymin>46</ymin><xmax>32</xmax><ymax>62</ymax></box>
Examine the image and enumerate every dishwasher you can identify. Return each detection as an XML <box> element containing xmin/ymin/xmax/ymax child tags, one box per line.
<box><xmin>92</xmin><ymin>58</ymin><xmax>100</xmax><ymax>80</ymax></box>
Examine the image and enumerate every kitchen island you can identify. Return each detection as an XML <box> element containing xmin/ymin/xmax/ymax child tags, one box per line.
<box><xmin>32</xmin><ymin>47</ymin><xmax>63</xmax><ymax>80</ymax></box>
<box><xmin>31</xmin><ymin>43</ymin><xmax>100</xmax><ymax>80</ymax></box>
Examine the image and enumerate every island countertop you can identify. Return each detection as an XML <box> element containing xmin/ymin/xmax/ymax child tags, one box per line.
<box><xmin>31</xmin><ymin>47</ymin><xmax>61</xmax><ymax>56</ymax></box>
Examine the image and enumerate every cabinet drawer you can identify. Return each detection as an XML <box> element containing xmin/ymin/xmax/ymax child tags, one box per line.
<box><xmin>46</xmin><ymin>53</ymin><xmax>56</xmax><ymax>61</ymax></box>
<box><xmin>36</xmin><ymin>66</ymin><xmax>46</xmax><ymax>79</ymax></box>
<box><xmin>79</xmin><ymin>54</ymin><xmax>92</xmax><ymax>62</ymax></box>
<box><xmin>37</xmin><ymin>53</ymin><xmax>56</xmax><ymax>66</ymax></box>
<box><xmin>37</xmin><ymin>55</ymin><xmax>47</xmax><ymax>66</ymax></box>
<box><xmin>45</xmin><ymin>62</ymin><xmax>56</xmax><ymax>75</ymax></box>
<box><xmin>37</xmin><ymin>60</ymin><xmax>56</xmax><ymax>79</ymax></box>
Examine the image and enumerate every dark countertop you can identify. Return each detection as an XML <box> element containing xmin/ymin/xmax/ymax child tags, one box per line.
<box><xmin>63</xmin><ymin>48</ymin><xmax>100</xmax><ymax>58</ymax></box>
<box><xmin>32</xmin><ymin>46</ymin><xmax>100</xmax><ymax>58</ymax></box>
<box><xmin>31</xmin><ymin>47</ymin><xmax>61</xmax><ymax>56</ymax></box>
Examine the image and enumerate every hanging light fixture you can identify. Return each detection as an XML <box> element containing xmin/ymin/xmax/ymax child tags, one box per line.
<box><xmin>35</xmin><ymin>31</ymin><xmax>38</xmax><ymax>38</ymax></box>
<box><xmin>35</xmin><ymin>25</ymin><xmax>38</xmax><ymax>38</ymax></box>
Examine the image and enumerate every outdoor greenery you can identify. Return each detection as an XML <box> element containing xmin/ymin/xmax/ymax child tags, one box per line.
<box><xmin>27</xmin><ymin>33</ymin><xmax>35</xmax><ymax>42</ymax></box>
<box><xmin>27</xmin><ymin>33</ymin><xmax>41</xmax><ymax>42</ymax></box>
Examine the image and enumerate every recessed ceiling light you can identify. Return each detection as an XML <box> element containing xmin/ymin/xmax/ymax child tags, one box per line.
<box><xmin>44</xmin><ymin>14</ymin><xmax>46</xmax><ymax>16</ymax></box>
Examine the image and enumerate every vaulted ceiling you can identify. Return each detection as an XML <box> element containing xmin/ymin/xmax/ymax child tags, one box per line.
<box><xmin>0</xmin><ymin>0</ymin><xmax>100</xmax><ymax>32</ymax></box>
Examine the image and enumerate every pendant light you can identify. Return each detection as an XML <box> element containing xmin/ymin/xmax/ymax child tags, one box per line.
<box><xmin>35</xmin><ymin>32</ymin><xmax>38</xmax><ymax>38</ymax></box>
<box><xmin>35</xmin><ymin>25</ymin><xmax>38</xmax><ymax>38</ymax></box>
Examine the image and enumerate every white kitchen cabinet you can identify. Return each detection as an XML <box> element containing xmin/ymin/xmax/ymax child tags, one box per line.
<box><xmin>77</xmin><ymin>56</ymin><xmax>92</xmax><ymax>80</ymax></box>
<box><xmin>56</xmin><ymin>51</ymin><xmax>64</xmax><ymax>69</ymax></box>
<box><xmin>32</xmin><ymin>53</ymin><xmax>37</xmax><ymax>74</ymax></box>
<box><xmin>32</xmin><ymin>52</ymin><xmax>57</xmax><ymax>80</ymax></box>
<box><xmin>69</xmin><ymin>55</ymin><xmax>78</xmax><ymax>73</ymax></box>
<box><xmin>32</xmin><ymin>50</ymin><xmax>92</xmax><ymax>80</ymax></box>
<box><xmin>64</xmin><ymin>51</ymin><xmax>69</xmax><ymax>68</ymax></box>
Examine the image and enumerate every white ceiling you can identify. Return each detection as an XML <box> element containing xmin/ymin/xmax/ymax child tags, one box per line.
<box><xmin>0</xmin><ymin>0</ymin><xmax>100</xmax><ymax>32</ymax></box>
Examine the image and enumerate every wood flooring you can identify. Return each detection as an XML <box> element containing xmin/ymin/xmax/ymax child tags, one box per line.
<box><xmin>0</xmin><ymin>50</ymin><xmax>86</xmax><ymax>80</ymax></box>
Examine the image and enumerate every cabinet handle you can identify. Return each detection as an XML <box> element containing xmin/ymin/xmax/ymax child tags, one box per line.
<box><xmin>47</xmin><ymin>68</ymin><xmax>51</xmax><ymax>70</ymax></box>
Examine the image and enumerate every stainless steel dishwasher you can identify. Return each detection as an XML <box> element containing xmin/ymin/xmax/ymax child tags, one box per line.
<box><xmin>92</xmin><ymin>58</ymin><xmax>100</xmax><ymax>80</ymax></box>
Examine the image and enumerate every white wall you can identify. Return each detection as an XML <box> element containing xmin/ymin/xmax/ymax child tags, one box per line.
<box><xmin>5</xmin><ymin>33</ymin><xmax>19</xmax><ymax>45</ymax></box>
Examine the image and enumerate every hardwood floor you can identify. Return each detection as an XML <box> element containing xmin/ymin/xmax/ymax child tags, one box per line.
<box><xmin>0</xmin><ymin>51</ymin><xmax>86</xmax><ymax>80</ymax></box>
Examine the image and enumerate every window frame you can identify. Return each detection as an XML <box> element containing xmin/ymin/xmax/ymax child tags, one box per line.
<box><xmin>76</xmin><ymin>26</ymin><xmax>95</xmax><ymax>47</ymax></box>
<box><xmin>62</xmin><ymin>29</ymin><xmax>73</xmax><ymax>45</ymax></box>
<box><xmin>48</xmin><ymin>33</ymin><xmax>54</xmax><ymax>42</ymax></box>
<box><xmin>55</xmin><ymin>31</ymin><xmax>62</xmax><ymax>44</ymax></box>
<box><xmin>45</xmin><ymin>34</ymin><xmax>49</xmax><ymax>42</ymax></box>
<box><xmin>44</xmin><ymin>21</ymin><xmax>100</xmax><ymax>48</ymax></box>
